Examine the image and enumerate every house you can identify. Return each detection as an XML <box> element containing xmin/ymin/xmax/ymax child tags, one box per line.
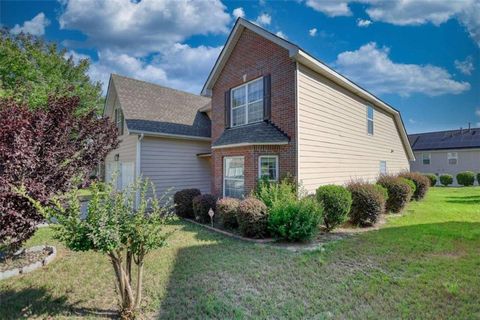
<box><xmin>409</xmin><ymin>127</ymin><xmax>480</xmax><ymax>185</ymax></box>
<box><xmin>103</xmin><ymin>18</ymin><xmax>414</xmax><ymax>198</ymax></box>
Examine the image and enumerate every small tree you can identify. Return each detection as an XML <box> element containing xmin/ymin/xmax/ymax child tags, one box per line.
<box><xmin>0</xmin><ymin>97</ymin><xmax>118</xmax><ymax>254</ymax></box>
<box><xmin>23</xmin><ymin>179</ymin><xmax>174</xmax><ymax>319</ymax></box>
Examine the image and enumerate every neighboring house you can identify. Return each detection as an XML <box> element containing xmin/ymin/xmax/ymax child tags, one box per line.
<box><xmin>104</xmin><ymin>18</ymin><xmax>414</xmax><ymax>198</ymax></box>
<box><xmin>409</xmin><ymin>127</ymin><xmax>480</xmax><ymax>185</ymax></box>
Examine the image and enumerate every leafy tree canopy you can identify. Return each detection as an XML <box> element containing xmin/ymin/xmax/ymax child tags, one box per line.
<box><xmin>0</xmin><ymin>29</ymin><xmax>103</xmax><ymax>114</ymax></box>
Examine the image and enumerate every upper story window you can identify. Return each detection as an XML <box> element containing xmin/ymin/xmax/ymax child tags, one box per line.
<box><xmin>367</xmin><ymin>106</ymin><xmax>374</xmax><ymax>135</ymax></box>
<box><xmin>114</xmin><ymin>108</ymin><xmax>124</xmax><ymax>135</ymax></box>
<box><xmin>422</xmin><ymin>153</ymin><xmax>431</xmax><ymax>165</ymax></box>
<box><xmin>447</xmin><ymin>152</ymin><xmax>458</xmax><ymax>165</ymax></box>
<box><xmin>231</xmin><ymin>78</ymin><xmax>264</xmax><ymax>127</ymax></box>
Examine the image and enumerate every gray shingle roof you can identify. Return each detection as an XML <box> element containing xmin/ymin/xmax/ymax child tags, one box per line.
<box><xmin>212</xmin><ymin>121</ymin><xmax>290</xmax><ymax>147</ymax></box>
<box><xmin>409</xmin><ymin>128</ymin><xmax>480</xmax><ymax>151</ymax></box>
<box><xmin>111</xmin><ymin>74</ymin><xmax>211</xmax><ymax>138</ymax></box>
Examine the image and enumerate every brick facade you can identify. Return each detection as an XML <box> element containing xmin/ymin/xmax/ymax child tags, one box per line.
<box><xmin>211</xmin><ymin>28</ymin><xmax>297</xmax><ymax>197</ymax></box>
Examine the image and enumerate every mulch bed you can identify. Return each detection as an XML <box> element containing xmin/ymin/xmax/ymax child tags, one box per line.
<box><xmin>185</xmin><ymin>214</ymin><xmax>389</xmax><ymax>252</ymax></box>
<box><xmin>0</xmin><ymin>248</ymin><xmax>52</xmax><ymax>272</ymax></box>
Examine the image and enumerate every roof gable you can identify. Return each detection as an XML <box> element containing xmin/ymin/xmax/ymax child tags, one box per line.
<box><xmin>109</xmin><ymin>74</ymin><xmax>211</xmax><ymax>139</ymax></box>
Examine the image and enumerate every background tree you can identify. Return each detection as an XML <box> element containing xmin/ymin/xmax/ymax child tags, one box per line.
<box><xmin>0</xmin><ymin>96</ymin><xmax>119</xmax><ymax>254</ymax></box>
<box><xmin>0</xmin><ymin>29</ymin><xmax>103</xmax><ymax>114</ymax></box>
<box><xmin>23</xmin><ymin>179</ymin><xmax>174</xmax><ymax>319</ymax></box>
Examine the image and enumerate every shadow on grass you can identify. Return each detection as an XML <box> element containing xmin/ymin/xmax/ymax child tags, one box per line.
<box><xmin>155</xmin><ymin>221</ymin><xmax>480</xmax><ymax>319</ymax></box>
<box><xmin>0</xmin><ymin>288</ymin><xmax>118</xmax><ymax>319</ymax></box>
<box><xmin>445</xmin><ymin>195</ymin><xmax>480</xmax><ymax>204</ymax></box>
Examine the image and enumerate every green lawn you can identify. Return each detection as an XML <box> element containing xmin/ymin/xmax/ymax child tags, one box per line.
<box><xmin>1</xmin><ymin>187</ymin><xmax>479</xmax><ymax>319</ymax></box>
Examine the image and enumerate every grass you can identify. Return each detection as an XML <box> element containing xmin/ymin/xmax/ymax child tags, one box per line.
<box><xmin>1</xmin><ymin>187</ymin><xmax>480</xmax><ymax>319</ymax></box>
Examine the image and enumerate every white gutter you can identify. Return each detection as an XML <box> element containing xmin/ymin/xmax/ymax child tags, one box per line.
<box><xmin>128</xmin><ymin>130</ymin><xmax>211</xmax><ymax>142</ymax></box>
<box><xmin>211</xmin><ymin>141</ymin><xmax>289</xmax><ymax>149</ymax></box>
<box><xmin>135</xmin><ymin>133</ymin><xmax>144</xmax><ymax>208</ymax></box>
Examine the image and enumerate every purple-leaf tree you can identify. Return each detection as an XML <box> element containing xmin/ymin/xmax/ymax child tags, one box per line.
<box><xmin>0</xmin><ymin>96</ymin><xmax>119</xmax><ymax>254</ymax></box>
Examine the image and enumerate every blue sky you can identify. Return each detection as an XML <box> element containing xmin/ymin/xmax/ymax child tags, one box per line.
<box><xmin>1</xmin><ymin>0</ymin><xmax>479</xmax><ymax>134</ymax></box>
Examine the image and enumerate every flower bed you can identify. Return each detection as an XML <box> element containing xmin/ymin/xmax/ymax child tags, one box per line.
<box><xmin>0</xmin><ymin>245</ymin><xmax>56</xmax><ymax>280</ymax></box>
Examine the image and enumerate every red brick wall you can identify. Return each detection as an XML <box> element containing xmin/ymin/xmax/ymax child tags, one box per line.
<box><xmin>211</xmin><ymin>28</ymin><xmax>297</xmax><ymax>197</ymax></box>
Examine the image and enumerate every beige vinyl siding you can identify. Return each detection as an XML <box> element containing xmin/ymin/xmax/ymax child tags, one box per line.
<box><xmin>105</xmin><ymin>134</ymin><xmax>137</xmax><ymax>164</ymax></box>
<box><xmin>410</xmin><ymin>149</ymin><xmax>480</xmax><ymax>185</ymax></box>
<box><xmin>141</xmin><ymin>136</ymin><xmax>211</xmax><ymax>196</ymax></box>
<box><xmin>297</xmin><ymin>63</ymin><xmax>410</xmax><ymax>193</ymax></box>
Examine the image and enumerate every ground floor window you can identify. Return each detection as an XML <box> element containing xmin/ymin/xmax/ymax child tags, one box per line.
<box><xmin>259</xmin><ymin>155</ymin><xmax>279</xmax><ymax>181</ymax></box>
<box><xmin>379</xmin><ymin>160</ymin><xmax>387</xmax><ymax>175</ymax></box>
<box><xmin>224</xmin><ymin>156</ymin><xmax>244</xmax><ymax>198</ymax></box>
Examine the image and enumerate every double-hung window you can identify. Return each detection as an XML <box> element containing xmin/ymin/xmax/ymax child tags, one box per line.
<box><xmin>422</xmin><ymin>153</ymin><xmax>431</xmax><ymax>165</ymax></box>
<box><xmin>259</xmin><ymin>156</ymin><xmax>279</xmax><ymax>181</ymax></box>
<box><xmin>367</xmin><ymin>106</ymin><xmax>374</xmax><ymax>135</ymax></box>
<box><xmin>447</xmin><ymin>152</ymin><xmax>458</xmax><ymax>165</ymax></box>
<box><xmin>379</xmin><ymin>160</ymin><xmax>387</xmax><ymax>175</ymax></box>
<box><xmin>224</xmin><ymin>157</ymin><xmax>244</xmax><ymax>198</ymax></box>
<box><xmin>231</xmin><ymin>78</ymin><xmax>263</xmax><ymax>127</ymax></box>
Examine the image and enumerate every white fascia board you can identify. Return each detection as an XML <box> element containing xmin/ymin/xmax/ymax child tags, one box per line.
<box><xmin>128</xmin><ymin>130</ymin><xmax>211</xmax><ymax>142</ymax></box>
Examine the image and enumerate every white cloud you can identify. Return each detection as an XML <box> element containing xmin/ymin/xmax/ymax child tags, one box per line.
<box><xmin>305</xmin><ymin>0</ymin><xmax>351</xmax><ymax>17</ymax></box>
<box><xmin>357</xmin><ymin>19</ymin><xmax>372</xmax><ymax>27</ymax></box>
<box><xmin>335</xmin><ymin>42</ymin><xmax>471</xmax><ymax>97</ymax></box>
<box><xmin>309</xmin><ymin>28</ymin><xmax>318</xmax><ymax>37</ymax></box>
<box><xmin>59</xmin><ymin>0</ymin><xmax>231</xmax><ymax>56</ymax></box>
<box><xmin>455</xmin><ymin>56</ymin><xmax>475</xmax><ymax>75</ymax></box>
<box><xmin>409</xmin><ymin>118</ymin><xmax>417</xmax><ymax>124</ymax></box>
<box><xmin>256</xmin><ymin>13</ymin><xmax>271</xmax><ymax>26</ymax></box>
<box><xmin>233</xmin><ymin>7</ymin><xmax>245</xmax><ymax>19</ymax></box>
<box><xmin>304</xmin><ymin>0</ymin><xmax>480</xmax><ymax>47</ymax></box>
<box><xmin>475</xmin><ymin>109</ymin><xmax>480</xmax><ymax>117</ymax></box>
<box><xmin>10</xmin><ymin>12</ymin><xmax>50</xmax><ymax>36</ymax></box>
<box><xmin>275</xmin><ymin>31</ymin><xmax>287</xmax><ymax>39</ymax></box>
<box><xmin>76</xmin><ymin>44</ymin><xmax>222</xmax><ymax>94</ymax></box>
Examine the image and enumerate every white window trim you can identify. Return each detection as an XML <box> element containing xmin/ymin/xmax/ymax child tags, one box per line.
<box><xmin>258</xmin><ymin>155</ymin><xmax>279</xmax><ymax>181</ymax></box>
<box><xmin>230</xmin><ymin>77</ymin><xmax>263</xmax><ymax>127</ymax></box>
<box><xmin>447</xmin><ymin>152</ymin><xmax>458</xmax><ymax>165</ymax></box>
<box><xmin>379</xmin><ymin>160</ymin><xmax>387</xmax><ymax>175</ymax></box>
<box><xmin>422</xmin><ymin>152</ymin><xmax>431</xmax><ymax>165</ymax></box>
<box><xmin>223</xmin><ymin>156</ymin><xmax>245</xmax><ymax>198</ymax></box>
<box><xmin>367</xmin><ymin>105</ymin><xmax>374</xmax><ymax>136</ymax></box>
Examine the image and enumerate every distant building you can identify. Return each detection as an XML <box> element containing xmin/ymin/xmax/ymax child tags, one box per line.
<box><xmin>409</xmin><ymin>126</ymin><xmax>480</xmax><ymax>185</ymax></box>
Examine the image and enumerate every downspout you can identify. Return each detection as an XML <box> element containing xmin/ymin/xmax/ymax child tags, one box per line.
<box><xmin>135</xmin><ymin>133</ymin><xmax>144</xmax><ymax>208</ymax></box>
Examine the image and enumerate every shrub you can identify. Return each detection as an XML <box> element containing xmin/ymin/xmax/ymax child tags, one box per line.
<box><xmin>193</xmin><ymin>194</ymin><xmax>217</xmax><ymax>223</ymax></box>
<box><xmin>254</xmin><ymin>176</ymin><xmax>297</xmax><ymax>209</ymax></box>
<box><xmin>173</xmin><ymin>188</ymin><xmax>201</xmax><ymax>218</ymax></box>
<box><xmin>216</xmin><ymin>197</ymin><xmax>240</xmax><ymax>228</ymax></box>
<box><xmin>399</xmin><ymin>172</ymin><xmax>430</xmax><ymax>200</ymax></box>
<box><xmin>456</xmin><ymin>171</ymin><xmax>475</xmax><ymax>186</ymax></box>
<box><xmin>377</xmin><ymin>175</ymin><xmax>412</xmax><ymax>213</ymax></box>
<box><xmin>316</xmin><ymin>185</ymin><xmax>352</xmax><ymax>231</ymax></box>
<box><xmin>237</xmin><ymin>197</ymin><xmax>269</xmax><ymax>238</ymax></box>
<box><xmin>268</xmin><ymin>197</ymin><xmax>323</xmax><ymax>242</ymax></box>
<box><xmin>440</xmin><ymin>174</ymin><xmax>453</xmax><ymax>186</ymax></box>
<box><xmin>424</xmin><ymin>174</ymin><xmax>437</xmax><ymax>187</ymax></box>
<box><xmin>400</xmin><ymin>178</ymin><xmax>416</xmax><ymax>200</ymax></box>
<box><xmin>374</xmin><ymin>184</ymin><xmax>389</xmax><ymax>202</ymax></box>
<box><xmin>347</xmin><ymin>182</ymin><xmax>386</xmax><ymax>226</ymax></box>
<box><xmin>478</xmin><ymin>173</ymin><xmax>480</xmax><ymax>185</ymax></box>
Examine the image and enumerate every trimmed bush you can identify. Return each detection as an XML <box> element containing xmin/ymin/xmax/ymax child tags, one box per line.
<box><xmin>477</xmin><ymin>173</ymin><xmax>480</xmax><ymax>185</ymax></box>
<box><xmin>316</xmin><ymin>185</ymin><xmax>352</xmax><ymax>231</ymax></box>
<box><xmin>400</xmin><ymin>178</ymin><xmax>416</xmax><ymax>200</ymax></box>
<box><xmin>268</xmin><ymin>196</ymin><xmax>323</xmax><ymax>242</ymax></box>
<box><xmin>192</xmin><ymin>194</ymin><xmax>217</xmax><ymax>223</ymax></box>
<box><xmin>254</xmin><ymin>177</ymin><xmax>297</xmax><ymax>209</ymax></box>
<box><xmin>456</xmin><ymin>171</ymin><xmax>475</xmax><ymax>186</ymax></box>
<box><xmin>173</xmin><ymin>188</ymin><xmax>201</xmax><ymax>218</ymax></box>
<box><xmin>377</xmin><ymin>176</ymin><xmax>412</xmax><ymax>213</ymax></box>
<box><xmin>424</xmin><ymin>174</ymin><xmax>437</xmax><ymax>187</ymax></box>
<box><xmin>440</xmin><ymin>174</ymin><xmax>453</xmax><ymax>187</ymax></box>
<box><xmin>237</xmin><ymin>197</ymin><xmax>269</xmax><ymax>238</ymax></box>
<box><xmin>347</xmin><ymin>182</ymin><xmax>386</xmax><ymax>227</ymax></box>
<box><xmin>374</xmin><ymin>184</ymin><xmax>389</xmax><ymax>202</ymax></box>
<box><xmin>399</xmin><ymin>172</ymin><xmax>431</xmax><ymax>200</ymax></box>
<box><xmin>216</xmin><ymin>197</ymin><xmax>240</xmax><ymax>228</ymax></box>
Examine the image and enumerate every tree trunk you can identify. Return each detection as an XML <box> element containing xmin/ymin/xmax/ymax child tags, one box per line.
<box><xmin>134</xmin><ymin>255</ymin><xmax>144</xmax><ymax>309</ymax></box>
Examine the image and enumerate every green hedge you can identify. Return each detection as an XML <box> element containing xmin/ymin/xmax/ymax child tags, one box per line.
<box><xmin>440</xmin><ymin>174</ymin><xmax>453</xmax><ymax>186</ymax></box>
<box><xmin>316</xmin><ymin>185</ymin><xmax>352</xmax><ymax>231</ymax></box>
<box><xmin>456</xmin><ymin>171</ymin><xmax>475</xmax><ymax>186</ymax></box>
